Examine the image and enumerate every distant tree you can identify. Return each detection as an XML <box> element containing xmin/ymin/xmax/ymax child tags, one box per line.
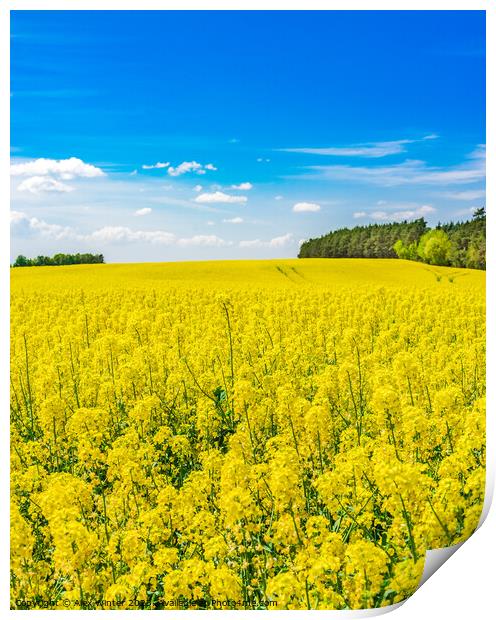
<box><xmin>472</xmin><ymin>207</ymin><xmax>486</xmax><ymax>221</ymax></box>
<box><xmin>417</xmin><ymin>230</ymin><xmax>452</xmax><ymax>266</ymax></box>
<box><xmin>12</xmin><ymin>252</ymin><xmax>105</xmax><ymax>267</ymax></box>
<box><xmin>299</xmin><ymin>212</ymin><xmax>484</xmax><ymax>269</ymax></box>
<box><xmin>298</xmin><ymin>219</ymin><xmax>427</xmax><ymax>260</ymax></box>
<box><xmin>466</xmin><ymin>237</ymin><xmax>486</xmax><ymax>269</ymax></box>
<box><xmin>442</xmin><ymin>209</ymin><xmax>485</xmax><ymax>269</ymax></box>
<box><xmin>393</xmin><ymin>239</ymin><xmax>418</xmax><ymax>260</ymax></box>
<box><xmin>53</xmin><ymin>253</ymin><xmax>66</xmax><ymax>266</ymax></box>
<box><xmin>13</xmin><ymin>255</ymin><xmax>31</xmax><ymax>267</ymax></box>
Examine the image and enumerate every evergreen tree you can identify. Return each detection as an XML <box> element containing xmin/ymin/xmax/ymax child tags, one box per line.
<box><xmin>300</xmin><ymin>211</ymin><xmax>485</xmax><ymax>269</ymax></box>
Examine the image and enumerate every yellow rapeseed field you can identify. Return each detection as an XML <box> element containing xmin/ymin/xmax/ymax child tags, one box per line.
<box><xmin>10</xmin><ymin>259</ymin><xmax>485</xmax><ymax>610</ymax></box>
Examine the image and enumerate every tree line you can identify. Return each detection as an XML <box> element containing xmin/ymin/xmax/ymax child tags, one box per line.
<box><xmin>298</xmin><ymin>208</ymin><xmax>485</xmax><ymax>270</ymax></box>
<box><xmin>12</xmin><ymin>253</ymin><xmax>105</xmax><ymax>267</ymax></box>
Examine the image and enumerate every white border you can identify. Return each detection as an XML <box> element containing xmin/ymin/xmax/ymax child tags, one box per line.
<box><xmin>2</xmin><ymin>1</ymin><xmax>493</xmax><ymax>617</ymax></box>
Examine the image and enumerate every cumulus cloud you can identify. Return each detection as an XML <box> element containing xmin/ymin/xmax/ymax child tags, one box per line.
<box><xmin>10</xmin><ymin>211</ymin><xmax>78</xmax><ymax>240</ymax></box>
<box><xmin>167</xmin><ymin>161</ymin><xmax>217</xmax><ymax>177</ymax></box>
<box><xmin>168</xmin><ymin>161</ymin><xmax>202</xmax><ymax>176</ymax></box>
<box><xmin>228</xmin><ymin>182</ymin><xmax>253</xmax><ymax>190</ymax></box>
<box><xmin>223</xmin><ymin>217</ymin><xmax>244</xmax><ymax>224</ymax></box>
<box><xmin>239</xmin><ymin>233</ymin><xmax>293</xmax><ymax>248</ymax></box>
<box><xmin>134</xmin><ymin>207</ymin><xmax>152</xmax><ymax>216</ymax></box>
<box><xmin>17</xmin><ymin>175</ymin><xmax>74</xmax><ymax>194</ymax></box>
<box><xmin>193</xmin><ymin>185</ymin><xmax>203</xmax><ymax>192</ymax></box>
<box><xmin>142</xmin><ymin>162</ymin><xmax>170</xmax><ymax>169</ymax></box>
<box><xmin>176</xmin><ymin>235</ymin><xmax>231</xmax><ymax>247</ymax></box>
<box><xmin>11</xmin><ymin>210</ymin><xmax>29</xmax><ymax>224</ymax></box>
<box><xmin>353</xmin><ymin>204</ymin><xmax>436</xmax><ymax>222</ymax></box>
<box><xmin>90</xmin><ymin>228</ymin><xmax>229</xmax><ymax>247</ymax></box>
<box><xmin>11</xmin><ymin>157</ymin><xmax>105</xmax><ymax>195</ymax></box>
<box><xmin>90</xmin><ymin>226</ymin><xmax>176</xmax><ymax>244</ymax></box>
<box><xmin>194</xmin><ymin>191</ymin><xmax>248</xmax><ymax>204</ymax></box>
<box><xmin>11</xmin><ymin>157</ymin><xmax>105</xmax><ymax>179</ymax></box>
<box><xmin>281</xmin><ymin>135</ymin><xmax>439</xmax><ymax>158</ymax></box>
<box><xmin>29</xmin><ymin>217</ymin><xmax>78</xmax><ymax>240</ymax></box>
<box><xmin>12</xmin><ymin>210</ymin><xmax>232</xmax><ymax>249</ymax></box>
<box><xmin>293</xmin><ymin>202</ymin><xmax>321</xmax><ymax>213</ymax></box>
<box><xmin>269</xmin><ymin>233</ymin><xmax>294</xmax><ymax>247</ymax></box>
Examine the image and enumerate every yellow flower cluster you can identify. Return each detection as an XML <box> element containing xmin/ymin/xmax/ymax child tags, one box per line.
<box><xmin>10</xmin><ymin>259</ymin><xmax>485</xmax><ymax>609</ymax></box>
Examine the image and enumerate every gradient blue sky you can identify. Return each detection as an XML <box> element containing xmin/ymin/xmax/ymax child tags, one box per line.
<box><xmin>10</xmin><ymin>10</ymin><xmax>485</xmax><ymax>262</ymax></box>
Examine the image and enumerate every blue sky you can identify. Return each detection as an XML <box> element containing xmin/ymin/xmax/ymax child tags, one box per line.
<box><xmin>10</xmin><ymin>10</ymin><xmax>485</xmax><ymax>262</ymax></box>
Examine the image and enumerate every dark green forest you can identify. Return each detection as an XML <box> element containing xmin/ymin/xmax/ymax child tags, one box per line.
<box><xmin>12</xmin><ymin>253</ymin><xmax>105</xmax><ymax>267</ymax></box>
<box><xmin>298</xmin><ymin>208</ymin><xmax>485</xmax><ymax>270</ymax></box>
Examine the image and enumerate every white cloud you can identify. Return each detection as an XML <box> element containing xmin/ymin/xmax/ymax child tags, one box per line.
<box><xmin>193</xmin><ymin>185</ymin><xmax>203</xmax><ymax>192</ymax></box>
<box><xmin>177</xmin><ymin>235</ymin><xmax>230</xmax><ymax>247</ymax></box>
<box><xmin>256</xmin><ymin>158</ymin><xmax>271</xmax><ymax>163</ymax></box>
<box><xmin>194</xmin><ymin>191</ymin><xmax>248</xmax><ymax>204</ymax></box>
<box><xmin>11</xmin><ymin>157</ymin><xmax>105</xmax><ymax>195</ymax></box>
<box><xmin>142</xmin><ymin>161</ymin><xmax>170</xmax><ymax>169</ymax></box>
<box><xmin>13</xmin><ymin>214</ymin><xmax>229</xmax><ymax>248</ymax></box>
<box><xmin>439</xmin><ymin>189</ymin><xmax>486</xmax><ymax>201</ymax></box>
<box><xmin>167</xmin><ymin>161</ymin><xmax>217</xmax><ymax>177</ymax></box>
<box><xmin>90</xmin><ymin>226</ymin><xmax>176</xmax><ymax>244</ymax></box>
<box><xmin>11</xmin><ymin>157</ymin><xmax>105</xmax><ymax>179</ymax></box>
<box><xmin>417</xmin><ymin>205</ymin><xmax>436</xmax><ymax>215</ymax></box>
<box><xmin>353</xmin><ymin>204</ymin><xmax>436</xmax><ymax>222</ymax></box>
<box><xmin>275</xmin><ymin>195</ymin><xmax>284</xmax><ymax>201</ymax></box>
<box><xmin>467</xmin><ymin>144</ymin><xmax>486</xmax><ymax>160</ymax></box>
<box><xmin>10</xmin><ymin>210</ymin><xmax>28</xmax><ymax>224</ymax></box>
<box><xmin>223</xmin><ymin>217</ymin><xmax>244</xmax><ymax>224</ymax></box>
<box><xmin>134</xmin><ymin>207</ymin><xmax>152</xmax><ymax>216</ymax></box>
<box><xmin>167</xmin><ymin>161</ymin><xmax>202</xmax><ymax>176</ymax></box>
<box><xmin>17</xmin><ymin>175</ymin><xmax>74</xmax><ymax>194</ymax></box>
<box><xmin>239</xmin><ymin>239</ymin><xmax>263</xmax><ymax>248</ymax></box>
<box><xmin>305</xmin><ymin>147</ymin><xmax>485</xmax><ymax>187</ymax></box>
<box><xmin>239</xmin><ymin>233</ymin><xmax>293</xmax><ymax>248</ymax></box>
<box><xmin>293</xmin><ymin>201</ymin><xmax>321</xmax><ymax>213</ymax></box>
<box><xmin>10</xmin><ymin>211</ymin><xmax>78</xmax><ymax>240</ymax></box>
<box><xmin>269</xmin><ymin>233</ymin><xmax>293</xmax><ymax>247</ymax></box>
<box><xmin>29</xmin><ymin>217</ymin><xmax>77</xmax><ymax>240</ymax></box>
<box><xmin>228</xmin><ymin>182</ymin><xmax>253</xmax><ymax>190</ymax></box>
<box><xmin>281</xmin><ymin>135</ymin><xmax>438</xmax><ymax>158</ymax></box>
<box><xmin>130</xmin><ymin>169</ymin><xmax>138</xmax><ymax>176</ymax></box>
<box><xmin>454</xmin><ymin>206</ymin><xmax>478</xmax><ymax>217</ymax></box>
<box><xmin>11</xmin><ymin>211</ymin><xmax>231</xmax><ymax>248</ymax></box>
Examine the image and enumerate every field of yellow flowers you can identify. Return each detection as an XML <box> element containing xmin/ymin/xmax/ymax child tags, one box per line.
<box><xmin>10</xmin><ymin>259</ymin><xmax>485</xmax><ymax>610</ymax></box>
